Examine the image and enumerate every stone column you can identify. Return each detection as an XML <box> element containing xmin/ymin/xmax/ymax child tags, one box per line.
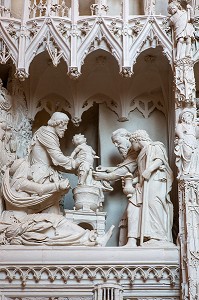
<box><xmin>168</xmin><ymin>1</ymin><xmax>199</xmax><ymax>299</ymax></box>
<box><xmin>93</xmin><ymin>284</ymin><xmax>123</xmax><ymax>300</ymax></box>
<box><xmin>178</xmin><ymin>179</ymin><xmax>199</xmax><ymax>299</ymax></box>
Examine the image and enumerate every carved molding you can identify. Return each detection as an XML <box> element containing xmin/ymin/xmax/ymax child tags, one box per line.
<box><xmin>178</xmin><ymin>179</ymin><xmax>199</xmax><ymax>300</ymax></box>
<box><xmin>0</xmin><ymin>13</ymin><xmax>176</xmax><ymax>80</ymax></box>
<box><xmin>0</xmin><ymin>265</ymin><xmax>179</xmax><ymax>286</ymax></box>
<box><xmin>5</xmin><ymin>298</ymin><xmax>91</xmax><ymax>300</ymax></box>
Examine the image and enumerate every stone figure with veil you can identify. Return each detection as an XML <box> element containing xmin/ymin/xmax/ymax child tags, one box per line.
<box><xmin>0</xmin><ymin>112</ymin><xmax>114</xmax><ymax>246</ymax></box>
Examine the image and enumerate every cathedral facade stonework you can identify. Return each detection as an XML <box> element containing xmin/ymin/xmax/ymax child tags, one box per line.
<box><xmin>0</xmin><ymin>1</ymin><xmax>198</xmax><ymax>299</ymax></box>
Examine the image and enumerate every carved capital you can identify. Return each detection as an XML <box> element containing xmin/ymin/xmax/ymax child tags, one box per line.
<box><xmin>120</xmin><ymin>67</ymin><xmax>133</xmax><ymax>78</ymax></box>
<box><xmin>67</xmin><ymin>67</ymin><xmax>81</xmax><ymax>80</ymax></box>
<box><xmin>71</xmin><ymin>116</ymin><xmax>82</xmax><ymax>126</ymax></box>
<box><xmin>14</xmin><ymin>69</ymin><xmax>29</xmax><ymax>81</ymax></box>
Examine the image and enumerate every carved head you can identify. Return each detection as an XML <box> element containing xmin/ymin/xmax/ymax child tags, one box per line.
<box><xmin>48</xmin><ymin>112</ymin><xmax>69</xmax><ymax>138</ymax></box>
<box><xmin>72</xmin><ymin>133</ymin><xmax>86</xmax><ymax>146</ymax></box>
<box><xmin>168</xmin><ymin>2</ymin><xmax>181</xmax><ymax>14</ymax></box>
<box><xmin>111</xmin><ymin>128</ymin><xmax>131</xmax><ymax>158</ymax></box>
<box><xmin>179</xmin><ymin>109</ymin><xmax>194</xmax><ymax>124</ymax></box>
<box><xmin>130</xmin><ymin>130</ymin><xmax>151</xmax><ymax>151</ymax></box>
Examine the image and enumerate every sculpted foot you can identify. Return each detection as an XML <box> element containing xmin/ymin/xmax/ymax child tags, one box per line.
<box><xmin>96</xmin><ymin>225</ymin><xmax>115</xmax><ymax>247</ymax></box>
<box><xmin>123</xmin><ymin>238</ymin><xmax>137</xmax><ymax>248</ymax></box>
<box><xmin>122</xmin><ymin>237</ymin><xmax>137</xmax><ymax>247</ymax></box>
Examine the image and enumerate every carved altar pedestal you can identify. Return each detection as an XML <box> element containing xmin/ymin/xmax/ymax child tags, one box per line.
<box><xmin>0</xmin><ymin>246</ymin><xmax>180</xmax><ymax>300</ymax></box>
<box><xmin>64</xmin><ymin>209</ymin><xmax>107</xmax><ymax>236</ymax></box>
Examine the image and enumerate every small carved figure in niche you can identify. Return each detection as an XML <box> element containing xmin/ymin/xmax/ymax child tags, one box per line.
<box><xmin>0</xmin><ymin>112</ymin><xmax>114</xmax><ymax>246</ymax></box>
<box><xmin>175</xmin><ymin>109</ymin><xmax>199</xmax><ymax>177</ymax></box>
<box><xmin>0</xmin><ymin>121</ymin><xmax>16</xmax><ymax>183</ymax></box>
<box><xmin>0</xmin><ymin>78</ymin><xmax>11</xmax><ymax>112</ymax></box>
<box><xmin>129</xmin><ymin>130</ymin><xmax>174</xmax><ymax>247</ymax></box>
<box><xmin>3</xmin><ymin>126</ymin><xmax>17</xmax><ymax>163</ymax></box>
<box><xmin>0</xmin><ymin>121</ymin><xmax>6</xmax><ymax>170</ymax></box>
<box><xmin>71</xmin><ymin>133</ymin><xmax>99</xmax><ymax>185</ymax></box>
<box><xmin>168</xmin><ymin>1</ymin><xmax>195</xmax><ymax>60</ymax></box>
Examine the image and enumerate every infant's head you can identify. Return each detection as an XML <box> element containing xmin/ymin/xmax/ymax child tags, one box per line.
<box><xmin>72</xmin><ymin>133</ymin><xmax>86</xmax><ymax>146</ymax></box>
<box><xmin>168</xmin><ymin>2</ymin><xmax>181</xmax><ymax>15</ymax></box>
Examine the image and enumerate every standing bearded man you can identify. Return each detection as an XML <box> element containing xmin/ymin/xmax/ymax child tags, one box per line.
<box><xmin>130</xmin><ymin>130</ymin><xmax>174</xmax><ymax>246</ymax></box>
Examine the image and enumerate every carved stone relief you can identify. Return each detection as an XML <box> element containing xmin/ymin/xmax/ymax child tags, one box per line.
<box><xmin>0</xmin><ymin>1</ymin><xmax>198</xmax><ymax>300</ymax></box>
<box><xmin>0</xmin><ymin>112</ymin><xmax>115</xmax><ymax>246</ymax></box>
<box><xmin>0</xmin><ymin>264</ymin><xmax>179</xmax><ymax>286</ymax></box>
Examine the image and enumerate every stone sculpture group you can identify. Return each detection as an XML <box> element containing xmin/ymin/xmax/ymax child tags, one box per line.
<box><xmin>3</xmin><ymin>0</ymin><xmax>197</xmax><ymax>246</ymax></box>
<box><xmin>0</xmin><ymin>109</ymin><xmax>174</xmax><ymax>248</ymax></box>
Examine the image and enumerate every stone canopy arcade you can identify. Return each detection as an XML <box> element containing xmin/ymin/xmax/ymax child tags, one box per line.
<box><xmin>0</xmin><ymin>1</ymin><xmax>198</xmax><ymax>300</ymax></box>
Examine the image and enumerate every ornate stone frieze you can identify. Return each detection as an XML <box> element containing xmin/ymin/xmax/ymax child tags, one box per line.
<box><xmin>0</xmin><ymin>264</ymin><xmax>179</xmax><ymax>286</ymax></box>
<box><xmin>0</xmin><ymin>6</ymin><xmax>175</xmax><ymax>80</ymax></box>
<box><xmin>133</xmin><ymin>298</ymin><xmax>179</xmax><ymax>300</ymax></box>
<box><xmin>6</xmin><ymin>298</ymin><xmax>91</xmax><ymax>300</ymax></box>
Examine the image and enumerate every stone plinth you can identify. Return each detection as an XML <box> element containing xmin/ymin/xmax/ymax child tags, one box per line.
<box><xmin>0</xmin><ymin>246</ymin><xmax>180</xmax><ymax>300</ymax></box>
<box><xmin>65</xmin><ymin>209</ymin><xmax>107</xmax><ymax>236</ymax></box>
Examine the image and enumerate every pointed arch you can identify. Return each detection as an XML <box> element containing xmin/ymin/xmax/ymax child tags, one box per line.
<box><xmin>25</xmin><ymin>18</ymin><xmax>70</xmax><ymax>75</ymax></box>
<box><xmin>77</xmin><ymin>18</ymin><xmax>122</xmax><ymax>70</ymax></box>
<box><xmin>129</xmin><ymin>17</ymin><xmax>173</xmax><ymax>69</ymax></box>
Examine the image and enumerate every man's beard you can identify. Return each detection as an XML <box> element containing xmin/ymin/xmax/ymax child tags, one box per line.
<box><xmin>57</xmin><ymin>130</ymin><xmax>65</xmax><ymax>138</ymax></box>
<box><xmin>118</xmin><ymin>146</ymin><xmax>128</xmax><ymax>158</ymax></box>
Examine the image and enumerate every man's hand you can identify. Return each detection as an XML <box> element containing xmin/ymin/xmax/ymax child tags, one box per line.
<box><xmin>59</xmin><ymin>179</ymin><xmax>70</xmax><ymax>190</ymax></box>
<box><xmin>93</xmin><ymin>171</ymin><xmax>108</xmax><ymax>181</ymax></box>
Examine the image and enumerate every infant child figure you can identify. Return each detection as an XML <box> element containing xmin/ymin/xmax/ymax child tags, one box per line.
<box><xmin>71</xmin><ymin>134</ymin><xmax>99</xmax><ymax>185</ymax></box>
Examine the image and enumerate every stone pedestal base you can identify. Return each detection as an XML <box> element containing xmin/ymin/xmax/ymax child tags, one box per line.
<box><xmin>0</xmin><ymin>246</ymin><xmax>180</xmax><ymax>300</ymax></box>
<box><xmin>65</xmin><ymin>209</ymin><xmax>106</xmax><ymax>236</ymax></box>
